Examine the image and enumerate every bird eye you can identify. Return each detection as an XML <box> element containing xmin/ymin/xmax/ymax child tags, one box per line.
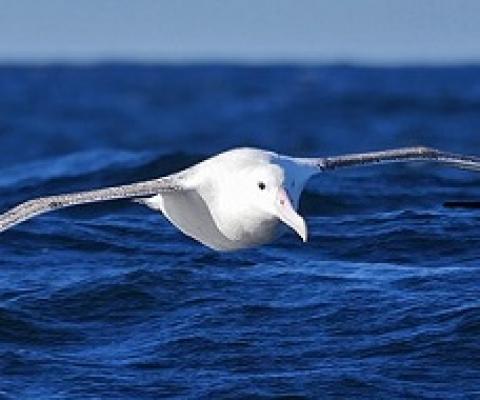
<box><xmin>258</xmin><ymin>181</ymin><xmax>266</xmax><ymax>190</ymax></box>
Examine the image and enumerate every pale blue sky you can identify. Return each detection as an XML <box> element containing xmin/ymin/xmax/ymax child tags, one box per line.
<box><xmin>1</xmin><ymin>0</ymin><xmax>479</xmax><ymax>64</ymax></box>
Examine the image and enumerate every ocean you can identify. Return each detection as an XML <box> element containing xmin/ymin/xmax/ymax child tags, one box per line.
<box><xmin>0</xmin><ymin>64</ymin><xmax>479</xmax><ymax>399</ymax></box>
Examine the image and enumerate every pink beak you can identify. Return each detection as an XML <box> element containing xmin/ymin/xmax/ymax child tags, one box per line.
<box><xmin>275</xmin><ymin>188</ymin><xmax>307</xmax><ymax>242</ymax></box>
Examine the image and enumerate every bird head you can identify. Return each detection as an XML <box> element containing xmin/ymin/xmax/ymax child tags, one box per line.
<box><xmin>243</xmin><ymin>162</ymin><xmax>308</xmax><ymax>243</ymax></box>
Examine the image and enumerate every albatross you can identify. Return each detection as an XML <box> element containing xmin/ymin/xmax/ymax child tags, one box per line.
<box><xmin>1</xmin><ymin>146</ymin><xmax>480</xmax><ymax>251</ymax></box>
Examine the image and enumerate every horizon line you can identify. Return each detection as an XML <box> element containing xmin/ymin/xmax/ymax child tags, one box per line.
<box><xmin>1</xmin><ymin>56</ymin><xmax>480</xmax><ymax>68</ymax></box>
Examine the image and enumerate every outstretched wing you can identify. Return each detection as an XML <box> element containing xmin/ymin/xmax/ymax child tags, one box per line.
<box><xmin>0</xmin><ymin>177</ymin><xmax>184</xmax><ymax>233</ymax></box>
<box><xmin>307</xmin><ymin>147</ymin><xmax>480</xmax><ymax>172</ymax></box>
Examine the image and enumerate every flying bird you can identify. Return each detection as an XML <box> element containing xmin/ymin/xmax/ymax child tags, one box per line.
<box><xmin>1</xmin><ymin>146</ymin><xmax>480</xmax><ymax>251</ymax></box>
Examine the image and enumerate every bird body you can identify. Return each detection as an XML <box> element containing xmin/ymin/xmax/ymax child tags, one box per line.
<box><xmin>1</xmin><ymin>146</ymin><xmax>480</xmax><ymax>251</ymax></box>
<box><xmin>139</xmin><ymin>148</ymin><xmax>314</xmax><ymax>250</ymax></box>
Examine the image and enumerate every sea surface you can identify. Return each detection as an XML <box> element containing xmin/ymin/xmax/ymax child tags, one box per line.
<box><xmin>0</xmin><ymin>64</ymin><xmax>480</xmax><ymax>399</ymax></box>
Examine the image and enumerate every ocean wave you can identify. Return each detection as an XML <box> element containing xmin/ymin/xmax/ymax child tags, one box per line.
<box><xmin>0</xmin><ymin>306</ymin><xmax>81</xmax><ymax>345</ymax></box>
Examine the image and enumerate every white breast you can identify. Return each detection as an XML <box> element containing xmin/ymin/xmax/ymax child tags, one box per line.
<box><xmin>145</xmin><ymin>191</ymin><xmax>280</xmax><ymax>251</ymax></box>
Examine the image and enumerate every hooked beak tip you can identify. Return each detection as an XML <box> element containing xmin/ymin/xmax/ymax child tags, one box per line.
<box><xmin>299</xmin><ymin>220</ymin><xmax>308</xmax><ymax>243</ymax></box>
<box><xmin>289</xmin><ymin>215</ymin><xmax>308</xmax><ymax>243</ymax></box>
<box><xmin>302</xmin><ymin>229</ymin><xmax>308</xmax><ymax>243</ymax></box>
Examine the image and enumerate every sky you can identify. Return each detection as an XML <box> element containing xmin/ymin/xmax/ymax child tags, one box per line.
<box><xmin>1</xmin><ymin>0</ymin><xmax>479</xmax><ymax>64</ymax></box>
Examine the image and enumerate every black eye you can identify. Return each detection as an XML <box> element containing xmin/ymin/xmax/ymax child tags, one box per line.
<box><xmin>258</xmin><ymin>181</ymin><xmax>266</xmax><ymax>190</ymax></box>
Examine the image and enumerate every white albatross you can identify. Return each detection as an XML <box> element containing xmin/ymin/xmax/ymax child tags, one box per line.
<box><xmin>1</xmin><ymin>146</ymin><xmax>480</xmax><ymax>251</ymax></box>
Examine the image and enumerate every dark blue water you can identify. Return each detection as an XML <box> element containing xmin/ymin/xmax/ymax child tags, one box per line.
<box><xmin>1</xmin><ymin>65</ymin><xmax>480</xmax><ymax>399</ymax></box>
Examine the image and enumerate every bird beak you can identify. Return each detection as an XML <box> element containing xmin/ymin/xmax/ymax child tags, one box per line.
<box><xmin>275</xmin><ymin>188</ymin><xmax>307</xmax><ymax>242</ymax></box>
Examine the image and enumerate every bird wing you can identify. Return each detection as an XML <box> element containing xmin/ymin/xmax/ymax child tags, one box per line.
<box><xmin>0</xmin><ymin>176</ymin><xmax>184</xmax><ymax>233</ymax></box>
<box><xmin>304</xmin><ymin>146</ymin><xmax>480</xmax><ymax>172</ymax></box>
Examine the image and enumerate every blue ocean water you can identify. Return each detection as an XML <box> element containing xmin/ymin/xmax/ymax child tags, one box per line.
<box><xmin>0</xmin><ymin>64</ymin><xmax>480</xmax><ymax>399</ymax></box>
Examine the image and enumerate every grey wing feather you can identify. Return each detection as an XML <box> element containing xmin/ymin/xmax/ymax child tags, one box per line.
<box><xmin>0</xmin><ymin>177</ymin><xmax>184</xmax><ymax>233</ymax></box>
<box><xmin>310</xmin><ymin>147</ymin><xmax>480</xmax><ymax>172</ymax></box>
